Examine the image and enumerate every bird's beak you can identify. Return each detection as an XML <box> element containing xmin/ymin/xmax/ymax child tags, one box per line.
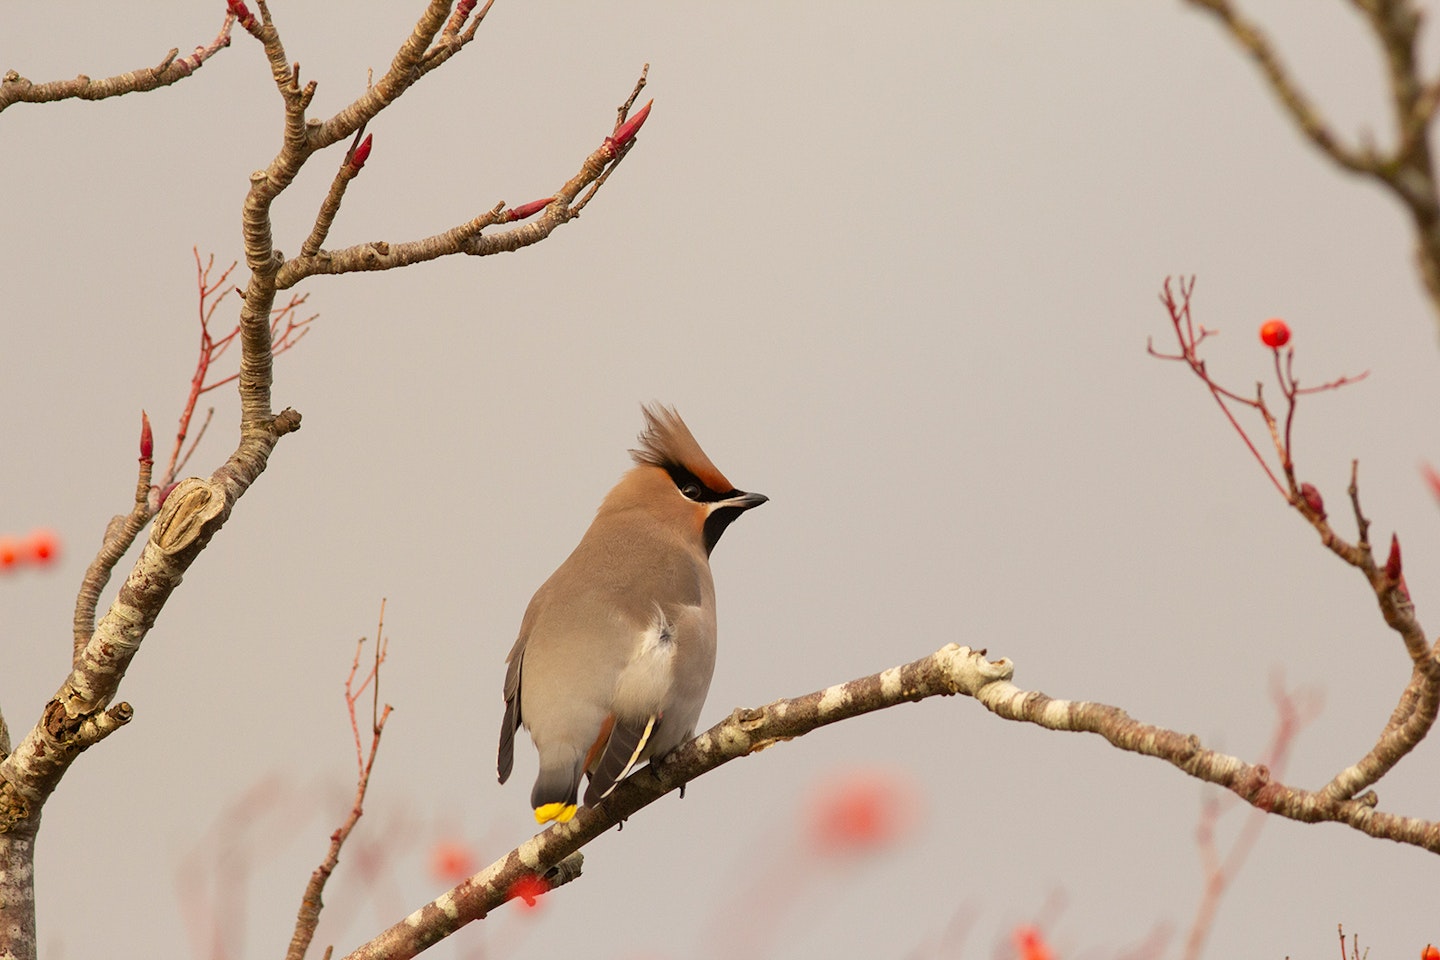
<box><xmin>721</xmin><ymin>491</ymin><xmax>768</xmax><ymax>511</ymax></box>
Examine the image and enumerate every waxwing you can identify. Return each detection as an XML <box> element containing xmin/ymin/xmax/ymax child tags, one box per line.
<box><xmin>496</xmin><ymin>404</ymin><xmax>767</xmax><ymax>824</ymax></box>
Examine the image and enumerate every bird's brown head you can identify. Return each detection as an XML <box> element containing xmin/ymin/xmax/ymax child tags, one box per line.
<box><xmin>620</xmin><ymin>403</ymin><xmax>768</xmax><ymax>555</ymax></box>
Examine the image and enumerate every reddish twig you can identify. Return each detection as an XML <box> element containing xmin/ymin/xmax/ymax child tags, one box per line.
<box><xmin>286</xmin><ymin>601</ymin><xmax>393</xmax><ymax>960</ymax></box>
<box><xmin>1337</xmin><ymin>923</ymin><xmax>1369</xmax><ymax>960</ymax></box>
<box><xmin>1153</xmin><ymin>276</ymin><xmax>1437</xmax><ymax>836</ymax></box>
<box><xmin>1150</xmin><ymin>276</ymin><xmax>1367</xmax><ymax>505</ymax></box>
<box><xmin>1181</xmin><ymin>676</ymin><xmax>1321</xmax><ymax>960</ymax></box>
<box><xmin>159</xmin><ymin>249</ymin><xmax>314</xmax><ymax>493</ymax></box>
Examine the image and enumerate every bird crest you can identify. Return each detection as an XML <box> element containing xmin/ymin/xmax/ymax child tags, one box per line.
<box><xmin>630</xmin><ymin>403</ymin><xmax>732</xmax><ymax>493</ymax></box>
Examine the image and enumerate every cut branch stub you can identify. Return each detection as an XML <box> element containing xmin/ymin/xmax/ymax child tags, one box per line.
<box><xmin>152</xmin><ymin>478</ymin><xmax>228</xmax><ymax>556</ymax></box>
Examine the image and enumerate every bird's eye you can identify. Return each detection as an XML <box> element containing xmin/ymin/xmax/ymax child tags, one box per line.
<box><xmin>681</xmin><ymin>483</ymin><xmax>702</xmax><ymax>500</ymax></box>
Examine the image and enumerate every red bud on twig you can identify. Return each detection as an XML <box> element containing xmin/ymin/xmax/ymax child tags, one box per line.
<box><xmin>350</xmin><ymin>134</ymin><xmax>373</xmax><ymax>172</ymax></box>
<box><xmin>1384</xmin><ymin>533</ymin><xmax>1409</xmax><ymax>599</ymax></box>
<box><xmin>1298</xmin><ymin>482</ymin><xmax>1325</xmax><ymax>520</ymax></box>
<box><xmin>504</xmin><ymin>197</ymin><xmax>554</xmax><ymax>222</ymax></box>
<box><xmin>140</xmin><ymin>411</ymin><xmax>153</xmax><ymax>462</ymax></box>
<box><xmin>1385</xmin><ymin>534</ymin><xmax>1402</xmax><ymax>581</ymax></box>
<box><xmin>227</xmin><ymin>0</ymin><xmax>256</xmax><ymax>29</ymax></box>
<box><xmin>456</xmin><ymin>0</ymin><xmax>478</xmax><ymax>18</ymax></box>
<box><xmin>606</xmin><ymin>98</ymin><xmax>653</xmax><ymax>154</ymax></box>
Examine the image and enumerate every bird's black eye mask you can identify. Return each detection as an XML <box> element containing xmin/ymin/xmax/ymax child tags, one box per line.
<box><xmin>663</xmin><ymin>464</ymin><xmax>733</xmax><ymax>504</ymax></box>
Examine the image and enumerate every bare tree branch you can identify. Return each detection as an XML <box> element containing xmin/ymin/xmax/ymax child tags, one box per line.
<box><xmin>339</xmin><ymin>644</ymin><xmax>1010</xmax><ymax>960</ymax></box>
<box><xmin>1184</xmin><ymin>0</ymin><xmax>1440</xmax><ymax>333</ymax></box>
<box><xmin>0</xmin><ymin>7</ymin><xmax>660</xmax><ymax>956</ymax></box>
<box><xmin>70</xmin><ymin>414</ymin><xmax>156</xmax><ymax>662</ymax></box>
<box><xmin>336</xmin><ymin>631</ymin><xmax>1440</xmax><ymax>958</ymax></box>
<box><xmin>274</xmin><ymin>110</ymin><xmax>649</xmax><ymax>288</ymax></box>
<box><xmin>1153</xmin><ymin>277</ymin><xmax>1440</xmax><ymax>835</ymax></box>
<box><xmin>0</xmin><ymin>13</ymin><xmax>236</xmax><ymax>112</ymax></box>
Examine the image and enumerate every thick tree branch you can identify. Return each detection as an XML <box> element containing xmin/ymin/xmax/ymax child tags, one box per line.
<box><xmin>345</xmin><ymin>629</ymin><xmax>1440</xmax><ymax>958</ymax></box>
<box><xmin>972</xmin><ymin>672</ymin><xmax>1440</xmax><ymax>852</ymax></box>
<box><xmin>1184</xmin><ymin>0</ymin><xmax>1440</xmax><ymax>333</ymax></box>
<box><xmin>339</xmin><ymin>645</ymin><xmax>1012</xmax><ymax>960</ymax></box>
<box><xmin>0</xmin><ymin>14</ymin><xmax>236</xmax><ymax>113</ymax></box>
<box><xmin>311</xmin><ymin>0</ymin><xmax>473</xmax><ymax>150</ymax></box>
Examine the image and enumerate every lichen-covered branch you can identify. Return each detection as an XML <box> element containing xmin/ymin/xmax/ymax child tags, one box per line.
<box><xmin>1185</xmin><ymin>0</ymin><xmax>1440</xmax><ymax>333</ymax></box>
<box><xmin>0</xmin><ymin>14</ymin><xmax>236</xmax><ymax>113</ymax></box>
<box><xmin>974</xmin><ymin>673</ymin><xmax>1440</xmax><ymax>852</ymax></box>
<box><xmin>343</xmin><ymin>630</ymin><xmax>1440</xmax><ymax>959</ymax></box>
<box><xmin>338</xmin><ymin>644</ymin><xmax>1008</xmax><ymax>960</ymax></box>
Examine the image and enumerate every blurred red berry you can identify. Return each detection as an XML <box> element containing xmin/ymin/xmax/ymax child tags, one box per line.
<box><xmin>1422</xmin><ymin>944</ymin><xmax>1439</xmax><ymax>960</ymax></box>
<box><xmin>0</xmin><ymin>538</ymin><xmax>18</xmax><ymax>570</ymax></box>
<box><xmin>1422</xmin><ymin>462</ymin><xmax>1440</xmax><ymax>503</ymax></box>
<box><xmin>810</xmin><ymin>770</ymin><xmax>917</xmax><ymax>854</ymax></box>
<box><xmin>1259</xmin><ymin>318</ymin><xmax>1290</xmax><ymax>348</ymax></box>
<box><xmin>506</xmin><ymin>874</ymin><xmax>550</xmax><ymax>910</ymax></box>
<box><xmin>27</xmin><ymin>529</ymin><xmax>59</xmax><ymax>565</ymax></box>
<box><xmin>429</xmin><ymin>841</ymin><xmax>476</xmax><ymax>884</ymax></box>
<box><xmin>1013</xmin><ymin>925</ymin><xmax>1055</xmax><ymax>960</ymax></box>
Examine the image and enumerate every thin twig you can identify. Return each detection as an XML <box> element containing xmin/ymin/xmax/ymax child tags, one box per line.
<box><xmin>0</xmin><ymin>13</ymin><xmax>236</xmax><ymax>112</ymax></box>
<box><xmin>286</xmin><ymin>601</ymin><xmax>393</xmax><ymax>960</ymax></box>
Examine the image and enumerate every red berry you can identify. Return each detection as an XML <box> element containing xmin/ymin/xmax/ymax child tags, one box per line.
<box><xmin>28</xmin><ymin>529</ymin><xmax>58</xmax><ymax>564</ymax></box>
<box><xmin>506</xmin><ymin>874</ymin><xmax>550</xmax><ymax>910</ymax></box>
<box><xmin>428</xmin><ymin>841</ymin><xmax>476</xmax><ymax>884</ymax></box>
<box><xmin>0</xmin><ymin>538</ymin><xmax>18</xmax><ymax>569</ymax></box>
<box><xmin>1259</xmin><ymin>318</ymin><xmax>1291</xmax><ymax>348</ymax></box>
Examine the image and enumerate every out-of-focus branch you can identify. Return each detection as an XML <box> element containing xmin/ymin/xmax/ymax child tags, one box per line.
<box><xmin>0</xmin><ymin>13</ymin><xmax>236</xmax><ymax>112</ymax></box>
<box><xmin>286</xmin><ymin>604</ymin><xmax>394</xmax><ymax>960</ymax></box>
<box><xmin>1180</xmin><ymin>679</ymin><xmax>1319</xmax><ymax>960</ymax></box>
<box><xmin>1184</xmin><ymin>0</ymin><xmax>1440</xmax><ymax>333</ymax></box>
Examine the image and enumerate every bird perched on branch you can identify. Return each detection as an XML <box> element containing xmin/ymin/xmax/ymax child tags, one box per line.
<box><xmin>497</xmin><ymin>404</ymin><xmax>767</xmax><ymax>824</ymax></box>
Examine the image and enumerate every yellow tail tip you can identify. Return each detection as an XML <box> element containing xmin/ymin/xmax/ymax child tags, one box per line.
<box><xmin>534</xmin><ymin>802</ymin><xmax>577</xmax><ymax>824</ymax></box>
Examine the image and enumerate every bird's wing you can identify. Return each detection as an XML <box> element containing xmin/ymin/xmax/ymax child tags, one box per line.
<box><xmin>582</xmin><ymin>713</ymin><xmax>658</xmax><ymax>805</ymax></box>
<box><xmin>496</xmin><ymin>631</ymin><xmax>527</xmax><ymax>785</ymax></box>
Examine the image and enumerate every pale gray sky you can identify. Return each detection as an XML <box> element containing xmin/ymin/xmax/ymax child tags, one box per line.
<box><xmin>3</xmin><ymin>2</ymin><xmax>1439</xmax><ymax>958</ymax></box>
